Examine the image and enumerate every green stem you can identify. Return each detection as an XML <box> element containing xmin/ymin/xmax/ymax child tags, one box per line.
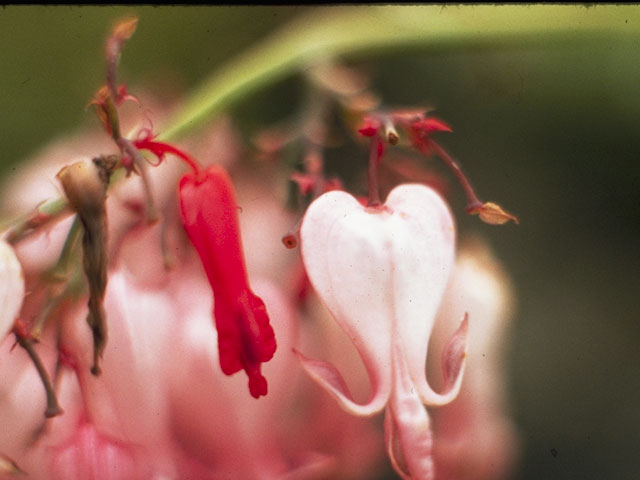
<box><xmin>4</xmin><ymin>198</ymin><xmax>71</xmax><ymax>245</ymax></box>
<box><xmin>160</xmin><ymin>5</ymin><xmax>638</xmax><ymax>141</ymax></box>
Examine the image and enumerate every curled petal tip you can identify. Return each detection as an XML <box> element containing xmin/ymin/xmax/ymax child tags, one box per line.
<box><xmin>416</xmin><ymin>313</ymin><xmax>469</xmax><ymax>407</ymax></box>
<box><xmin>443</xmin><ymin>313</ymin><xmax>469</xmax><ymax>391</ymax></box>
<box><xmin>292</xmin><ymin>348</ymin><xmax>388</xmax><ymax>417</ymax></box>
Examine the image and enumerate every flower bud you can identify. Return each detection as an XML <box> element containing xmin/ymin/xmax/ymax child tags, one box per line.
<box><xmin>56</xmin><ymin>159</ymin><xmax>109</xmax><ymax>215</ymax></box>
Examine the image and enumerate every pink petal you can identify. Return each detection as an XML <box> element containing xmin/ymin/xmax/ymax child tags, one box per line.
<box><xmin>58</xmin><ymin>270</ymin><xmax>174</xmax><ymax>446</ymax></box>
<box><xmin>168</xmin><ymin>274</ymin><xmax>302</xmax><ymax>478</ymax></box>
<box><xmin>293</xmin><ymin>349</ymin><xmax>387</xmax><ymax>416</ymax></box>
<box><xmin>385</xmin><ymin>345</ymin><xmax>435</xmax><ymax>480</ymax></box>
<box><xmin>431</xmin><ymin>244</ymin><xmax>519</xmax><ymax>480</ymax></box>
<box><xmin>47</xmin><ymin>421</ymin><xmax>143</xmax><ymax>480</ymax></box>
<box><xmin>441</xmin><ymin>314</ymin><xmax>469</xmax><ymax>392</ymax></box>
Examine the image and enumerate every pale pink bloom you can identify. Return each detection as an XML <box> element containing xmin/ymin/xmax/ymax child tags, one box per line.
<box><xmin>1</xmin><ymin>139</ymin><xmax>386</xmax><ymax>478</ymax></box>
<box><xmin>6</xmin><ymin>265</ymin><xmax>179</xmax><ymax>479</ymax></box>
<box><xmin>430</xmin><ymin>241</ymin><xmax>520</xmax><ymax>480</ymax></box>
<box><xmin>297</xmin><ymin>184</ymin><xmax>468</xmax><ymax>480</ymax></box>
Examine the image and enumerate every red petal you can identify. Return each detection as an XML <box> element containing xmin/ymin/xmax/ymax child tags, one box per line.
<box><xmin>422</xmin><ymin>117</ymin><xmax>453</xmax><ymax>132</ymax></box>
<box><xmin>358</xmin><ymin>117</ymin><xmax>381</xmax><ymax>137</ymax></box>
<box><xmin>179</xmin><ymin>166</ymin><xmax>277</xmax><ymax>398</ymax></box>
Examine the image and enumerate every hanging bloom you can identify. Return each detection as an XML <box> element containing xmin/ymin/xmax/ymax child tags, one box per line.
<box><xmin>178</xmin><ymin>165</ymin><xmax>277</xmax><ymax>398</ymax></box>
<box><xmin>296</xmin><ymin>183</ymin><xmax>469</xmax><ymax>479</ymax></box>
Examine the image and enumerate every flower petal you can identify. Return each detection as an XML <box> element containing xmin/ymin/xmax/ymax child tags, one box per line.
<box><xmin>441</xmin><ymin>313</ymin><xmax>469</xmax><ymax>392</ymax></box>
<box><xmin>382</xmin><ymin>185</ymin><xmax>458</xmax><ymax>406</ymax></box>
<box><xmin>179</xmin><ymin>166</ymin><xmax>277</xmax><ymax>398</ymax></box>
<box><xmin>385</xmin><ymin>345</ymin><xmax>435</xmax><ymax>480</ymax></box>
<box><xmin>0</xmin><ymin>241</ymin><xmax>24</xmax><ymax>340</ymax></box>
<box><xmin>300</xmin><ymin>190</ymin><xmax>394</xmax><ymax>415</ymax></box>
<box><xmin>293</xmin><ymin>349</ymin><xmax>387</xmax><ymax>416</ymax></box>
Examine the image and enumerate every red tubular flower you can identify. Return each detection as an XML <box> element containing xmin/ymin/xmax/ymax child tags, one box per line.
<box><xmin>178</xmin><ymin>165</ymin><xmax>277</xmax><ymax>398</ymax></box>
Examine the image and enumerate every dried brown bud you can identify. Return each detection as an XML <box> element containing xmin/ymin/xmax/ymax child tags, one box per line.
<box><xmin>57</xmin><ymin>157</ymin><xmax>116</xmax><ymax>375</ymax></box>
<box><xmin>282</xmin><ymin>233</ymin><xmax>298</xmax><ymax>249</ymax></box>
<box><xmin>469</xmin><ymin>202</ymin><xmax>519</xmax><ymax>225</ymax></box>
<box><xmin>111</xmin><ymin>17</ymin><xmax>138</xmax><ymax>44</ymax></box>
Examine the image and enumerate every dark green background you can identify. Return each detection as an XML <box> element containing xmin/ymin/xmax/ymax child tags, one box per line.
<box><xmin>1</xmin><ymin>6</ymin><xmax>638</xmax><ymax>480</ymax></box>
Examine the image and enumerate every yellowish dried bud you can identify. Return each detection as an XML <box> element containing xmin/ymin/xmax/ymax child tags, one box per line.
<box><xmin>56</xmin><ymin>160</ymin><xmax>107</xmax><ymax>214</ymax></box>
<box><xmin>112</xmin><ymin>17</ymin><xmax>138</xmax><ymax>44</ymax></box>
<box><xmin>0</xmin><ymin>240</ymin><xmax>25</xmax><ymax>340</ymax></box>
<box><xmin>0</xmin><ymin>452</ymin><xmax>25</xmax><ymax>476</ymax></box>
<box><xmin>469</xmin><ymin>202</ymin><xmax>519</xmax><ymax>226</ymax></box>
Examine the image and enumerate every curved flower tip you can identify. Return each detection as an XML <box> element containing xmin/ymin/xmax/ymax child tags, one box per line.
<box><xmin>216</xmin><ymin>290</ymin><xmax>276</xmax><ymax>399</ymax></box>
<box><xmin>110</xmin><ymin>18</ymin><xmax>138</xmax><ymax>46</ymax></box>
<box><xmin>442</xmin><ymin>313</ymin><xmax>469</xmax><ymax>391</ymax></box>
<box><xmin>179</xmin><ymin>165</ymin><xmax>276</xmax><ymax>398</ymax></box>
<box><xmin>0</xmin><ymin>241</ymin><xmax>25</xmax><ymax>340</ymax></box>
<box><xmin>468</xmin><ymin>202</ymin><xmax>519</xmax><ymax>226</ymax></box>
<box><xmin>292</xmin><ymin>348</ymin><xmax>388</xmax><ymax>417</ymax></box>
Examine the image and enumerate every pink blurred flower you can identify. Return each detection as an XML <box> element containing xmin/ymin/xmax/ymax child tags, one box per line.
<box><xmin>431</xmin><ymin>241</ymin><xmax>520</xmax><ymax>480</ymax></box>
<box><xmin>0</xmin><ymin>134</ymin><xmax>386</xmax><ymax>478</ymax></box>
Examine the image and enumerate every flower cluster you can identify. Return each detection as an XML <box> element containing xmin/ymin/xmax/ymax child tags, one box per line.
<box><xmin>0</xmin><ymin>19</ymin><xmax>519</xmax><ymax>480</ymax></box>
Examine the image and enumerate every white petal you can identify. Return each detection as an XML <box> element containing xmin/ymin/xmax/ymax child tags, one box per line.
<box><xmin>0</xmin><ymin>241</ymin><xmax>25</xmax><ymax>340</ymax></box>
<box><xmin>300</xmin><ymin>190</ymin><xmax>393</xmax><ymax>415</ymax></box>
<box><xmin>293</xmin><ymin>349</ymin><xmax>387</xmax><ymax>416</ymax></box>
<box><xmin>300</xmin><ymin>184</ymin><xmax>457</xmax><ymax>413</ymax></box>
<box><xmin>384</xmin><ymin>185</ymin><xmax>458</xmax><ymax>406</ymax></box>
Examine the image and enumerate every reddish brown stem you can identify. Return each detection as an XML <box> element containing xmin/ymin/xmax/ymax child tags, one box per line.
<box><xmin>117</xmin><ymin>138</ymin><xmax>159</xmax><ymax>223</ymax></box>
<box><xmin>367</xmin><ymin>136</ymin><xmax>382</xmax><ymax>207</ymax></box>
<box><xmin>429</xmin><ymin>141</ymin><xmax>483</xmax><ymax>212</ymax></box>
<box><xmin>14</xmin><ymin>329</ymin><xmax>63</xmax><ymax>418</ymax></box>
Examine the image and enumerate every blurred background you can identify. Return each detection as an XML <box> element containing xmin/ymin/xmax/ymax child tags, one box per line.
<box><xmin>1</xmin><ymin>6</ymin><xmax>638</xmax><ymax>480</ymax></box>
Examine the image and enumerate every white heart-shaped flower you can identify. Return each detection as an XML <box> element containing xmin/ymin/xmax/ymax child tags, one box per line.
<box><xmin>297</xmin><ymin>184</ymin><xmax>469</xmax><ymax>480</ymax></box>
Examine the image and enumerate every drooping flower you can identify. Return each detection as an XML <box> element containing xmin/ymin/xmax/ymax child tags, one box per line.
<box><xmin>296</xmin><ymin>183</ymin><xmax>469</xmax><ymax>479</ymax></box>
<box><xmin>178</xmin><ymin>165</ymin><xmax>277</xmax><ymax>398</ymax></box>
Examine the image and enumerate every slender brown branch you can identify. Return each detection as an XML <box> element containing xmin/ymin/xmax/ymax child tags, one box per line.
<box><xmin>14</xmin><ymin>331</ymin><xmax>63</xmax><ymax>418</ymax></box>
<box><xmin>367</xmin><ymin>136</ymin><xmax>382</xmax><ymax>207</ymax></box>
<box><xmin>429</xmin><ymin>141</ymin><xmax>483</xmax><ymax>212</ymax></box>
